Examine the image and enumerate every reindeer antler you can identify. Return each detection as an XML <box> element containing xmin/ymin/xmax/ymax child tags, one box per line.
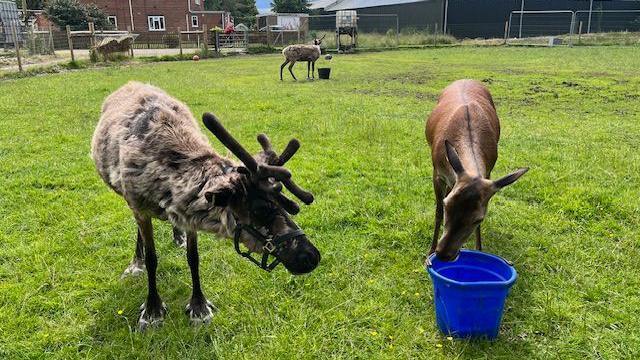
<box><xmin>203</xmin><ymin>113</ymin><xmax>314</xmax><ymax>212</ymax></box>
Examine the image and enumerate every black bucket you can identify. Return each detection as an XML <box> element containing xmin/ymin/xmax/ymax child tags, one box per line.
<box><xmin>318</xmin><ymin>68</ymin><xmax>331</xmax><ymax>79</ymax></box>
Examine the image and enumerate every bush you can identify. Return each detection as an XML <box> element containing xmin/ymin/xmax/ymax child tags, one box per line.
<box><xmin>246</xmin><ymin>44</ymin><xmax>277</xmax><ymax>54</ymax></box>
<box><xmin>45</xmin><ymin>0</ymin><xmax>112</xmax><ymax>31</ymax></box>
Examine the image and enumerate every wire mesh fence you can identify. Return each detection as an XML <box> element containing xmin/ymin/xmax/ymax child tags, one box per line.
<box><xmin>506</xmin><ymin>9</ymin><xmax>640</xmax><ymax>46</ymax></box>
<box><xmin>2</xmin><ymin>7</ymin><xmax>640</xmax><ymax>74</ymax></box>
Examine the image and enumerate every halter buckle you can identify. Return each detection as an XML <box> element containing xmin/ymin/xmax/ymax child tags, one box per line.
<box><xmin>263</xmin><ymin>239</ymin><xmax>276</xmax><ymax>253</ymax></box>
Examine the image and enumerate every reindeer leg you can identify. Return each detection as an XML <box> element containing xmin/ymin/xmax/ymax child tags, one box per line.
<box><xmin>136</xmin><ymin>215</ymin><xmax>166</xmax><ymax>331</ymax></box>
<box><xmin>280</xmin><ymin>59</ymin><xmax>290</xmax><ymax>81</ymax></box>
<box><xmin>121</xmin><ymin>227</ymin><xmax>146</xmax><ymax>278</ymax></box>
<box><xmin>288</xmin><ymin>61</ymin><xmax>297</xmax><ymax>81</ymax></box>
<box><xmin>426</xmin><ymin>177</ymin><xmax>445</xmax><ymax>267</ymax></box>
<box><xmin>172</xmin><ymin>226</ymin><xmax>186</xmax><ymax>248</ymax></box>
<box><xmin>307</xmin><ymin>61</ymin><xmax>311</xmax><ymax>79</ymax></box>
<box><xmin>312</xmin><ymin>61</ymin><xmax>316</xmax><ymax>79</ymax></box>
<box><xmin>185</xmin><ymin>231</ymin><xmax>215</xmax><ymax>324</ymax></box>
<box><xmin>475</xmin><ymin>225</ymin><xmax>482</xmax><ymax>251</ymax></box>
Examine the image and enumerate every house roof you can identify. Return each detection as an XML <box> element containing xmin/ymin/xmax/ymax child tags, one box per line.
<box><xmin>312</xmin><ymin>0</ymin><xmax>428</xmax><ymax>11</ymax></box>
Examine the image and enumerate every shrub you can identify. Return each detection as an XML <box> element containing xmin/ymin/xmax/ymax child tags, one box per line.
<box><xmin>45</xmin><ymin>0</ymin><xmax>112</xmax><ymax>31</ymax></box>
<box><xmin>246</xmin><ymin>44</ymin><xmax>277</xmax><ymax>54</ymax></box>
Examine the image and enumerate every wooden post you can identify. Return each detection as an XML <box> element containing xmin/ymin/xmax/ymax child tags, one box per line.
<box><xmin>215</xmin><ymin>30</ymin><xmax>220</xmax><ymax>53</ymax></box>
<box><xmin>66</xmin><ymin>25</ymin><xmax>75</xmax><ymax>62</ymax></box>
<box><xmin>503</xmin><ymin>20</ymin><xmax>509</xmax><ymax>45</ymax></box>
<box><xmin>88</xmin><ymin>22</ymin><xmax>95</xmax><ymax>49</ymax></box>
<box><xmin>11</xmin><ymin>24</ymin><xmax>23</xmax><ymax>72</ymax></box>
<box><xmin>29</xmin><ymin>29</ymin><xmax>35</xmax><ymax>55</ymax></box>
<box><xmin>578</xmin><ymin>21</ymin><xmax>583</xmax><ymax>44</ymax></box>
<box><xmin>48</xmin><ymin>25</ymin><xmax>54</xmax><ymax>55</ymax></box>
<box><xmin>202</xmin><ymin>25</ymin><xmax>209</xmax><ymax>57</ymax></box>
<box><xmin>127</xmin><ymin>26</ymin><xmax>134</xmax><ymax>58</ymax></box>
<box><xmin>266</xmin><ymin>22</ymin><xmax>271</xmax><ymax>46</ymax></box>
<box><xmin>178</xmin><ymin>28</ymin><xmax>183</xmax><ymax>56</ymax></box>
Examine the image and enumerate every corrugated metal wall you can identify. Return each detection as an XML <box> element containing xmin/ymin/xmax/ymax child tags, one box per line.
<box><xmin>447</xmin><ymin>0</ymin><xmax>640</xmax><ymax>38</ymax></box>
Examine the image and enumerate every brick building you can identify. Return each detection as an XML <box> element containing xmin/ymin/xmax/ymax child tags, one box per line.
<box><xmin>79</xmin><ymin>0</ymin><xmax>230</xmax><ymax>33</ymax></box>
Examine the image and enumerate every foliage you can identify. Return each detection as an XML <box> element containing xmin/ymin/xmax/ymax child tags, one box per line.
<box><xmin>235</xmin><ymin>0</ymin><xmax>258</xmax><ymax>28</ymax></box>
<box><xmin>44</xmin><ymin>0</ymin><xmax>113</xmax><ymax>31</ymax></box>
<box><xmin>246</xmin><ymin>43</ymin><xmax>277</xmax><ymax>54</ymax></box>
<box><xmin>270</xmin><ymin>0</ymin><xmax>309</xmax><ymax>13</ymax></box>
<box><xmin>1</xmin><ymin>47</ymin><xmax>640</xmax><ymax>359</ymax></box>
<box><xmin>15</xmin><ymin>0</ymin><xmax>45</xmax><ymax>10</ymax></box>
<box><xmin>206</xmin><ymin>0</ymin><xmax>259</xmax><ymax>28</ymax></box>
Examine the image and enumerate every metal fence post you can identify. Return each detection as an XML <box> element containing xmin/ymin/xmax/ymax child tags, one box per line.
<box><xmin>578</xmin><ymin>21</ymin><xmax>583</xmax><ymax>44</ymax></box>
<box><xmin>443</xmin><ymin>0</ymin><xmax>449</xmax><ymax>35</ymax></box>
<box><xmin>11</xmin><ymin>24</ymin><xmax>23</xmax><ymax>72</ymax></box>
<box><xmin>395</xmin><ymin>15</ymin><xmax>399</xmax><ymax>47</ymax></box>
<box><xmin>503</xmin><ymin>20</ymin><xmax>509</xmax><ymax>45</ymax></box>
<box><xmin>587</xmin><ymin>0</ymin><xmax>593</xmax><ymax>34</ymax></box>
<box><xmin>568</xmin><ymin>11</ymin><xmax>575</xmax><ymax>47</ymax></box>
<box><xmin>518</xmin><ymin>0</ymin><xmax>525</xmax><ymax>38</ymax></box>
<box><xmin>178</xmin><ymin>28</ymin><xmax>183</xmax><ymax>56</ymax></box>
<box><xmin>66</xmin><ymin>25</ymin><xmax>74</xmax><ymax>62</ymax></box>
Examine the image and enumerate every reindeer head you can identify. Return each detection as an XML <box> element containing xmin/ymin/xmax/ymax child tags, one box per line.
<box><xmin>202</xmin><ymin>113</ymin><xmax>320</xmax><ymax>274</ymax></box>
<box><xmin>313</xmin><ymin>34</ymin><xmax>326</xmax><ymax>46</ymax></box>
<box><xmin>436</xmin><ymin>140</ymin><xmax>528</xmax><ymax>262</ymax></box>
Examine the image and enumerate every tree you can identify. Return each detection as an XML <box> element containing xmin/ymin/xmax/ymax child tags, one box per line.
<box><xmin>234</xmin><ymin>0</ymin><xmax>258</xmax><ymax>27</ymax></box>
<box><xmin>45</xmin><ymin>0</ymin><xmax>113</xmax><ymax>30</ymax></box>
<box><xmin>84</xmin><ymin>3</ymin><xmax>112</xmax><ymax>30</ymax></box>
<box><xmin>270</xmin><ymin>0</ymin><xmax>309</xmax><ymax>13</ymax></box>
<box><xmin>15</xmin><ymin>0</ymin><xmax>45</xmax><ymax>10</ymax></box>
<box><xmin>205</xmin><ymin>0</ymin><xmax>258</xmax><ymax>28</ymax></box>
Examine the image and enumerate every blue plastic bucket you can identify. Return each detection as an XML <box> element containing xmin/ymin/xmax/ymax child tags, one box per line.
<box><xmin>427</xmin><ymin>250</ymin><xmax>517</xmax><ymax>339</ymax></box>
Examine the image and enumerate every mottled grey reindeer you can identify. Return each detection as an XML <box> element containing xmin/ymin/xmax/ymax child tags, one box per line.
<box><xmin>280</xmin><ymin>35</ymin><xmax>325</xmax><ymax>81</ymax></box>
<box><xmin>91</xmin><ymin>82</ymin><xmax>320</xmax><ymax>330</ymax></box>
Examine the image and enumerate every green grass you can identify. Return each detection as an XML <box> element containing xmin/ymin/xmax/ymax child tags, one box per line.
<box><xmin>1</xmin><ymin>46</ymin><xmax>640</xmax><ymax>359</ymax></box>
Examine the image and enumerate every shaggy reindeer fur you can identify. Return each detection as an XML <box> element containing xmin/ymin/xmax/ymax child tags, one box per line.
<box><xmin>92</xmin><ymin>81</ymin><xmax>239</xmax><ymax>237</ymax></box>
<box><xmin>280</xmin><ymin>36</ymin><xmax>324</xmax><ymax>80</ymax></box>
<box><xmin>91</xmin><ymin>81</ymin><xmax>319</xmax><ymax>331</ymax></box>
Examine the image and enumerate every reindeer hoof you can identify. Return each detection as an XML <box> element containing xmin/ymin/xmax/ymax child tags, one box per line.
<box><xmin>185</xmin><ymin>299</ymin><xmax>216</xmax><ymax>325</ymax></box>
<box><xmin>138</xmin><ymin>301</ymin><xmax>167</xmax><ymax>331</ymax></box>
<box><xmin>121</xmin><ymin>259</ymin><xmax>145</xmax><ymax>279</ymax></box>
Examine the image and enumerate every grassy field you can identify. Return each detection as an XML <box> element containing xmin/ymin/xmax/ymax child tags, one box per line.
<box><xmin>1</xmin><ymin>46</ymin><xmax>639</xmax><ymax>359</ymax></box>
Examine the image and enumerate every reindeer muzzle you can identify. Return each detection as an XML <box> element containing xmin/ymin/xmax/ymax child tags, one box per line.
<box><xmin>233</xmin><ymin>223</ymin><xmax>305</xmax><ymax>272</ymax></box>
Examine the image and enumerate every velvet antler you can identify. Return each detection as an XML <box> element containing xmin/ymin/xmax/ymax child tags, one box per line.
<box><xmin>203</xmin><ymin>113</ymin><xmax>314</xmax><ymax>212</ymax></box>
<box><xmin>203</xmin><ymin>113</ymin><xmax>258</xmax><ymax>172</ymax></box>
<box><xmin>256</xmin><ymin>134</ymin><xmax>314</xmax><ymax>205</ymax></box>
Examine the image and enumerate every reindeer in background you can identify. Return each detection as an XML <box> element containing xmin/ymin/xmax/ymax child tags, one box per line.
<box><xmin>92</xmin><ymin>82</ymin><xmax>320</xmax><ymax>330</ymax></box>
<box><xmin>280</xmin><ymin>35</ymin><xmax>325</xmax><ymax>81</ymax></box>
<box><xmin>426</xmin><ymin>79</ymin><xmax>529</xmax><ymax>263</ymax></box>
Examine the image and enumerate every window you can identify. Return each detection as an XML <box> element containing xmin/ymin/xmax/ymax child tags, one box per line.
<box><xmin>191</xmin><ymin>15</ymin><xmax>199</xmax><ymax>28</ymax></box>
<box><xmin>107</xmin><ymin>16</ymin><xmax>117</xmax><ymax>29</ymax></box>
<box><xmin>148</xmin><ymin>16</ymin><xmax>166</xmax><ymax>31</ymax></box>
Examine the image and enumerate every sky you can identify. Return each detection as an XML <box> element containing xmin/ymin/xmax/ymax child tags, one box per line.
<box><xmin>256</xmin><ymin>0</ymin><xmax>271</xmax><ymax>13</ymax></box>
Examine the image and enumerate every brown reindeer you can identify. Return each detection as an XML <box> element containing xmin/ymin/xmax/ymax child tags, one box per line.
<box><xmin>91</xmin><ymin>82</ymin><xmax>320</xmax><ymax>330</ymax></box>
<box><xmin>426</xmin><ymin>79</ymin><xmax>528</xmax><ymax>262</ymax></box>
<box><xmin>280</xmin><ymin>35</ymin><xmax>325</xmax><ymax>81</ymax></box>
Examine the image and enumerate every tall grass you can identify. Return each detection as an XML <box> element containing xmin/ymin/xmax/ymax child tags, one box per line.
<box><xmin>315</xmin><ymin>29</ymin><xmax>457</xmax><ymax>49</ymax></box>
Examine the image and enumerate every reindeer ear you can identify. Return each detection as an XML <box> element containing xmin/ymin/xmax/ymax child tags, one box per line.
<box><xmin>444</xmin><ymin>140</ymin><xmax>465</xmax><ymax>175</ymax></box>
<box><xmin>493</xmin><ymin>167</ymin><xmax>529</xmax><ymax>189</ymax></box>
<box><xmin>205</xmin><ymin>187</ymin><xmax>234</xmax><ymax>207</ymax></box>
